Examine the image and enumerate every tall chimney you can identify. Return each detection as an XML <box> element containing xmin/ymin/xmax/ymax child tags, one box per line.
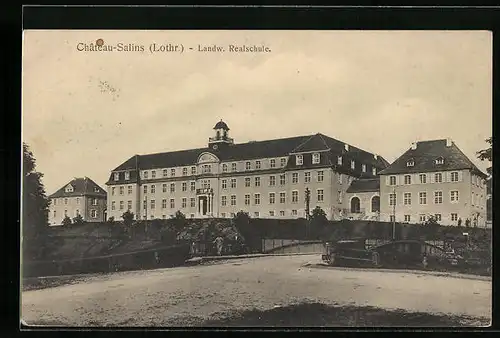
<box><xmin>410</xmin><ymin>142</ymin><xmax>417</xmax><ymax>150</ymax></box>
<box><xmin>446</xmin><ymin>138</ymin><xmax>453</xmax><ymax>147</ymax></box>
<box><xmin>344</xmin><ymin>144</ymin><xmax>349</xmax><ymax>151</ymax></box>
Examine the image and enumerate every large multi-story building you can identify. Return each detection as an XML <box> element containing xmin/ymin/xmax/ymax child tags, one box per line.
<box><xmin>48</xmin><ymin>177</ymin><xmax>107</xmax><ymax>225</ymax></box>
<box><xmin>378</xmin><ymin>139</ymin><xmax>488</xmax><ymax>227</ymax></box>
<box><xmin>106</xmin><ymin>120</ymin><xmax>390</xmax><ymax>221</ymax></box>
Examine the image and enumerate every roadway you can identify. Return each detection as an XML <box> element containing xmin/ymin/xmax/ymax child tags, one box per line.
<box><xmin>21</xmin><ymin>254</ymin><xmax>491</xmax><ymax>327</ymax></box>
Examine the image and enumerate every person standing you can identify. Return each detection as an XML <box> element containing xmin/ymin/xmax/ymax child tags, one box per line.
<box><xmin>213</xmin><ymin>236</ymin><xmax>224</xmax><ymax>256</ymax></box>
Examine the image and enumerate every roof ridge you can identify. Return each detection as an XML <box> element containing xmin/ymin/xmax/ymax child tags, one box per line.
<box><xmin>451</xmin><ymin>142</ymin><xmax>484</xmax><ymax>174</ymax></box>
<box><xmin>290</xmin><ymin>134</ymin><xmax>320</xmax><ymax>153</ymax></box>
<box><xmin>317</xmin><ymin>134</ymin><xmax>334</xmax><ymax>166</ymax></box>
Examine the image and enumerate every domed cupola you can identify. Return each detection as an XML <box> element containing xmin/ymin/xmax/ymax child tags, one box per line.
<box><xmin>209</xmin><ymin>119</ymin><xmax>234</xmax><ymax>150</ymax></box>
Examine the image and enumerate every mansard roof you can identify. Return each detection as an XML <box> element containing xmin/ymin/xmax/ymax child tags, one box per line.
<box><xmin>49</xmin><ymin>177</ymin><xmax>107</xmax><ymax>198</ymax></box>
<box><xmin>108</xmin><ymin>133</ymin><xmax>390</xmax><ymax>184</ymax></box>
<box><xmin>346</xmin><ymin>177</ymin><xmax>380</xmax><ymax>193</ymax></box>
<box><xmin>378</xmin><ymin>139</ymin><xmax>487</xmax><ymax>178</ymax></box>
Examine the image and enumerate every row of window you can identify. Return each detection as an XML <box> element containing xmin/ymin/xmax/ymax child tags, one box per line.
<box><xmin>111</xmin><ymin>198</ymin><xmax>198</xmax><ymax>211</ymax></box>
<box><xmin>142</xmin><ymin>209</ymin><xmax>303</xmax><ymax>220</ymax></box>
<box><xmin>52</xmin><ymin>197</ymin><xmax>99</xmax><ymax>206</ymax></box>
<box><xmin>221</xmin><ymin>190</ymin><xmax>325</xmax><ymax>206</ymax></box>
<box><xmin>220</xmin><ymin>210</ymin><xmax>301</xmax><ymax>218</ymax></box>
<box><xmin>388</xmin><ymin>191</ymin><xmax>461</xmax><ymax>206</ymax></box>
<box><xmin>296</xmin><ymin>154</ymin><xmax>377</xmax><ymax>175</ymax></box>
<box><xmin>53</xmin><ymin>209</ymin><xmax>98</xmax><ymax>218</ymax></box>
<box><xmin>223</xmin><ymin>171</ymin><xmax>326</xmax><ymax>188</ymax></box>
<box><xmin>394</xmin><ymin>213</ymin><xmax>460</xmax><ymax>223</ymax></box>
<box><xmin>388</xmin><ymin>172</ymin><xmax>461</xmax><ymax>186</ymax></box>
<box><xmin>112</xmin><ymin>189</ymin><xmax>326</xmax><ymax>212</ymax></box>
<box><xmin>387</xmin><ymin>190</ymin><xmax>486</xmax><ymax>206</ymax></box>
<box><xmin>406</xmin><ymin>157</ymin><xmax>444</xmax><ymax>167</ymax></box>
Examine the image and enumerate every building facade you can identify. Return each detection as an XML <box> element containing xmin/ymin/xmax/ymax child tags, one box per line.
<box><xmin>344</xmin><ymin>178</ymin><xmax>381</xmax><ymax>221</ymax></box>
<box><xmin>48</xmin><ymin>177</ymin><xmax>107</xmax><ymax>225</ymax></box>
<box><xmin>106</xmin><ymin>120</ymin><xmax>390</xmax><ymax>221</ymax></box>
<box><xmin>378</xmin><ymin>139</ymin><xmax>488</xmax><ymax>227</ymax></box>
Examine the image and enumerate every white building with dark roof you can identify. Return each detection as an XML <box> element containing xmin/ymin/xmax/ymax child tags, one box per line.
<box><xmin>106</xmin><ymin>120</ymin><xmax>390</xmax><ymax>221</ymax></box>
<box><xmin>48</xmin><ymin>177</ymin><xmax>107</xmax><ymax>225</ymax></box>
<box><xmin>378</xmin><ymin>139</ymin><xmax>488</xmax><ymax>227</ymax></box>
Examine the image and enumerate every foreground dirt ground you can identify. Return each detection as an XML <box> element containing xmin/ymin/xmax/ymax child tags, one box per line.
<box><xmin>21</xmin><ymin>255</ymin><xmax>491</xmax><ymax>327</ymax></box>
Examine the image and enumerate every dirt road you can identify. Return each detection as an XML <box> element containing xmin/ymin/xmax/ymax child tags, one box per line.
<box><xmin>21</xmin><ymin>255</ymin><xmax>491</xmax><ymax>327</ymax></box>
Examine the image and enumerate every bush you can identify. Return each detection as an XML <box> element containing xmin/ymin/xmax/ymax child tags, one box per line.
<box><xmin>62</xmin><ymin>216</ymin><xmax>72</xmax><ymax>226</ymax></box>
<box><xmin>72</xmin><ymin>214</ymin><xmax>84</xmax><ymax>225</ymax></box>
<box><xmin>122</xmin><ymin>210</ymin><xmax>135</xmax><ymax>227</ymax></box>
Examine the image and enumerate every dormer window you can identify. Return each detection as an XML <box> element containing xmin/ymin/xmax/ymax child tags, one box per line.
<box><xmin>312</xmin><ymin>153</ymin><xmax>320</xmax><ymax>164</ymax></box>
<box><xmin>296</xmin><ymin>155</ymin><xmax>304</xmax><ymax>165</ymax></box>
<box><xmin>337</xmin><ymin>156</ymin><xmax>342</xmax><ymax>165</ymax></box>
<box><xmin>344</xmin><ymin>144</ymin><xmax>349</xmax><ymax>151</ymax></box>
<box><xmin>65</xmin><ymin>185</ymin><xmax>74</xmax><ymax>193</ymax></box>
<box><xmin>125</xmin><ymin>171</ymin><xmax>130</xmax><ymax>180</ymax></box>
<box><xmin>362</xmin><ymin>164</ymin><xmax>366</xmax><ymax>173</ymax></box>
<box><xmin>351</xmin><ymin>160</ymin><xmax>355</xmax><ymax>169</ymax></box>
<box><xmin>435</xmin><ymin>157</ymin><xmax>444</xmax><ymax>165</ymax></box>
<box><xmin>94</xmin><ymin>187</ymin><xmax>100</xmax><ymax>193</ymax></box>
<box><xmin>407</xmin><ymin>159</ymin><xmax>415</xmax><ymax>167</ymax></box>
<box><xmin>114</xmin><ymin>173</ymin><xmax>119</xmax><ymax>181</ymax></box>
<box><xmin>372</xmin><ymin>167</ymin><xmax>377</xmax><ymax>176</ymax></box>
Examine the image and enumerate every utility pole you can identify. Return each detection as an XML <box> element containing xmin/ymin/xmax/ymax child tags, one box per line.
<box><xmin>305</xmin><ymin>187</ymin><xmax>311</xmax><ymax>239</ymax></box>
<box><xmin>305</xmin><ymin>187</ymin><xmax>311</xmax><ymax>220</ymax></box>
<box><xmin>144</xmin><ymin>195</ymin><xmax>148</xmax><ymax>222</ymax></box>
<box><xmin>392</xmin><ymin>186</ymin><xmax>396</xmax><ymax>241</ymax></box>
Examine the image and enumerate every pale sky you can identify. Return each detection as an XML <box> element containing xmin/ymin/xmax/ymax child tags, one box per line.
<box><xmin>22</xmin><ymin>30</ymin><xmax>492</xmax><ymax>195</ymax></box>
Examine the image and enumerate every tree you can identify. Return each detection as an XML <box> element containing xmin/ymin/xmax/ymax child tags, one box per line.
<box><xmin>310</xmin><ymin>206</ymin><xmax>327</xmax><ymax>239</ymax></box>
<box><xmin>477</xmin><ymin>137</ymin><xmax>492</xmax><ymax>176</ymax></box>
<box><xmin>62</xmin><ymin>216</ymin><xmax>72</xmax><ymax>226</ymax></box>
<box><xmin>172</xmin><ymin>210</ymin><xmax>187</xmax><ymax>232</ymax></box>
<box><xmin>72</xmin><ymin>214</ymin><xmax>84</xmax><ymax>225</ymax></box>
<box><xmin>122</xmin><ymin>210</ymin><xmax>135</xmax><ymax>227</ymax></box>
<box><xmin>22</xmin><ymin>143</ymin><xmax>50</xmax><ymax>260</ymax></box>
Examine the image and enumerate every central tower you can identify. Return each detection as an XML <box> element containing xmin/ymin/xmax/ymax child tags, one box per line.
<box><xmin>208</xmin><ymin>119</ymin><xmax>234</xmax><ymax>150</ymax></box>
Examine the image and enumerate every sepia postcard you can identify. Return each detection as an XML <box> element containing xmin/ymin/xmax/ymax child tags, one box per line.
<box><xmin>21</xmin><ymin>29</ymin><xmax>492</xmax><ymax>328</ymax></box>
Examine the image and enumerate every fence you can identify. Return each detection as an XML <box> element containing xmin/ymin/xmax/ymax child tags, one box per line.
<box><xmin>22</xmin><ymin>243</ymin><xmax>190</xmax><ymax>278</ymax></box>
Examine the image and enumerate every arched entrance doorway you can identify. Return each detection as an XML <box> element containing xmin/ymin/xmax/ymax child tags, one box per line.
<box><xmin>350</xmin><ymin>197</ymin><xmax>361</xmax><ymax>213</ymax></box>
<box><xmin>371</xmin><ymin>196</ymin><xmax>380</xmax><ymax>213</ymax></box>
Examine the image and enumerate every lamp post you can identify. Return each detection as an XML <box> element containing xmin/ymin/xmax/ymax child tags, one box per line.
<box><xmin>209</xmin><ymin>188</ymin><xmax>214</xmax><ymax>217</ymax></box>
